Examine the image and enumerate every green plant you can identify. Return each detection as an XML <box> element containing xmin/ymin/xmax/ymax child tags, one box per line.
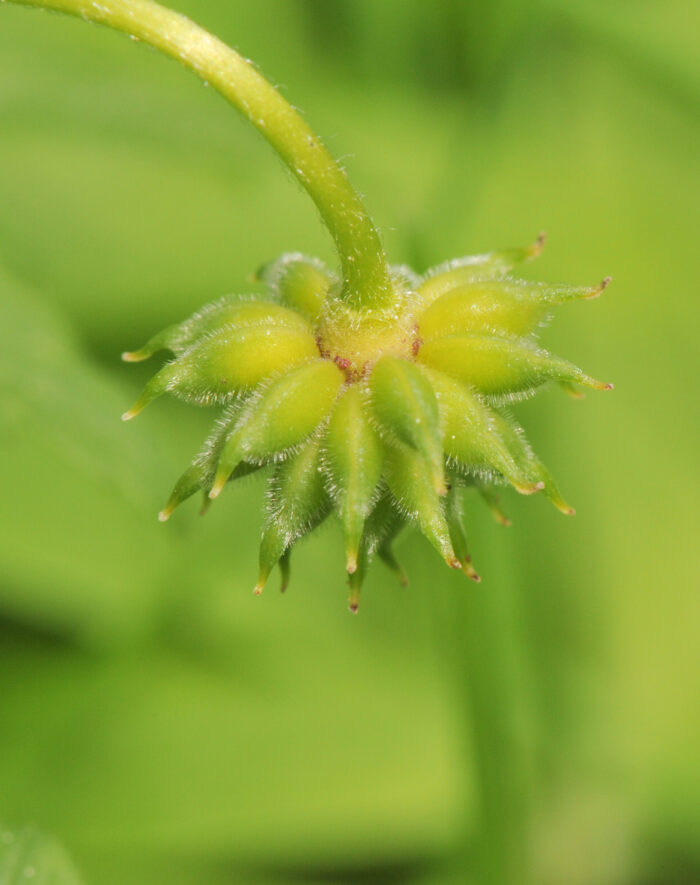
<box><xmin>4</xmin><ymin>4</ymin><xmax>619</xmax><ymax>885</ymax></box>
<box><xmin>8</xmin><ymin>0</ymin><xmax>612</xmax><ymax>613</ymax></box>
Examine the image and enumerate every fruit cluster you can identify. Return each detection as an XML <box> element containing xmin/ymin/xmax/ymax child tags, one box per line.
<box><xmin>123</xmin><ymin>235</ymin><xmax>611</xmax><ymax>610</ymax></box>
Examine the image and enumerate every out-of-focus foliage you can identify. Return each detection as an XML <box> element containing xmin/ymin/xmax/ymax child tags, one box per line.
<box><xmin>0</xmin><ymin>825</ymin><xmax>84</xmax><ymax>885</ymax></box>
<box><xmin>0</xmin><ymin>1</ymin><xmax>697</xmax><ymax>884</ymax></box>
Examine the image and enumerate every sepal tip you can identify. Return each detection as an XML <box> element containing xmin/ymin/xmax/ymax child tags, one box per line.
<box><xmin>514</xmin><ymin>480</ymin><xmax>545</xmax><ymax>496</ymax></box>
<box><xmin>121</xmin><ymin>349</ymin><xmax>150</xmax><ymax>363</ymax></box>
<box><xmin>527</xmin><ymin>231</ymin><xmax>547</xmax><ymax>258</ymax></box>
<box><xmin>585</xmin><ymin>275</ymin><xmax>612</xmax><ymax>299</ymax></box>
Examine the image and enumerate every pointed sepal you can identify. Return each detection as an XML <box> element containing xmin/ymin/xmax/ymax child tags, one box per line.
<box><xmin>425</xmin><ymin>368</ymin><xmax>544</xmax><ymax>494</ymax></box>
<box><xmin>416</xmin><ymin>233</ymin><xmax>546</xmax><ymax>305</ymax></box>
<box><xmin>474</xmin><ymin>481</ymin><xmax>512</xmax><ymax>527</ymax></box>
<box><xmin>383</xmin><ymin>440</ymin><xmax>460</xmax><ymax>569</ymax></box>
<box><xmin>324</xmin><ymin>386</ymin><xmax>383</xmax><ymax>573</ymax></box>
<box><xmin>418</xmin><ymin>334</ymin><xmax>613</xmax><ymax>398</ymax></box>
<box><xmin>256</xmin><ymin>253</ymin><xmax>336</xmax><ymax>323</ymax></box>
<box><xmin>254</xmin><ymin>436</ymin><xmax>331</xmax><ymax>594</ymax></box>
<box><xmin>122</xmin><ymin>321</ymin><xmax>319</xmax><ymax>417</ymax></box>
<box><xmin>122</xmin><ymin>296</ymin><xmax>311</xmax><ymax>362</ymax></box>
<box><xmin>368</xmin><ymin>356</ymin><xmax>445</xmax><ymax>495</ymax></box>
<box><xmin>416</xmin><ymin>277</ymin><xmax>611</xmax><ymax>340</ymax></box>
<box><xmin>210</xmin><ymin>360</ymin><xmax>344</xmax><ymax>498</ymax></box>
<box><xmin>445</xmin><ymin>481</ymin><xmax>481</xmax><ymax>581</ymax></box>
<box><xmin>363</xmin><ymin>493</ymin><xmax>409</xmax><ymax>586</ymax></box>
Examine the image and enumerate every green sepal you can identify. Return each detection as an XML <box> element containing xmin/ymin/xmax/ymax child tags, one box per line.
<box><xmin>122</xmin><ymin>321</ymin><xmax>319</xmax><ymax>418</ymax></box>
<box><xmin>416</xmin><ymin>233</ymin><xmax>546</xmax><ymax>305</ymax></box>
<box><xmin>418</xmin><ymin>334</ymin><xmax>613</xmax><ymax>398</ymax></box>
<box><xmin>425</xmin><ymin>368</ymin><xmax>544</xmax><ymax>494</ymax></box>
<box><xmin>255</xmin><ymin>435</ymin><xmax>331</xmax><ymax>594</ymax></box>
<box><xmin>491</xmin><ymin>408</ymin><xmax>575</xmax><ymax>516</ymax></box>
<box><xmin>210</xmin><ymin>359</ymin><xmax>344</xmax><ymax>498</ymax></box>
<box><xmin>474</xmin><ymin>479</ymin><xmax>512</xmax><ymax>526</ymax></box>
<box><xmin>368</xmin><ymin>356</ymin><xmax>446</xmax><ymax>495</ymax></box>
<box><xmin>159</xmin><ymin>459</ymin><xmax>262</xmax><ymax>521</ymax></box>
<box><xmin>324</xmin><ymin>386</ymin><xmax>384</xmax><ymax>573</ymax></box>
<box><xmin>417</xmin><ymin>277</ymin><xmax>610</xmax><ymax>340</ymax></box>
<box><xmin>445</xmin><ymin>480</ymin><xmax>481</xmax><ymax>581</ymax></box>
<box><xmin>362</xmin><ymin>492</ymin><xmax>408</xmax><ymax>586</ymax></box>
<box><xmin>256</xmin><ymin>252</ymin><xmax>336</xmax><ymax>323</ymax></box>
<box><xmin>345</xmin><ymin>491</ymin><xmax>408</xmax><ymax>609</ymax></box>
<box><xmin>347</xmin><ymin>543</ymin><xmax>367</xmax><ymax>613</ymax></box>
<box><xmin>383</xmin><ymin>440</ymin><xmax>460</xmax><ymax>570</ymax></box>
<box><xmin>122</xmin><ymin>296</ymin><xmax>310</xmax><ymax>362</ymax></box>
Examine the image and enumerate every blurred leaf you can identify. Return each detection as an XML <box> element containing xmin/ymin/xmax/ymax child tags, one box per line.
<box><xmin>0</xmin><ymin>826</ymin><xmax>83</xmax><ymax>885</ymax></box>
<box><xmin>0</xmin><ymin>268</ymin><xmax>179</xmax><ymax>646</ymax></box>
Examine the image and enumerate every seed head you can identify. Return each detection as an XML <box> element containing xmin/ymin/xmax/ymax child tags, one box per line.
<box><xmin>123</xmin><ymin>238</ymin><xmax>612</xmax><ymax>611</ymax></box>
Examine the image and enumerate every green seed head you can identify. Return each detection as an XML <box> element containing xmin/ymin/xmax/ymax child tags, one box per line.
<box><xmin>124</xmin><ymin>240</ymin><xmax>612</xmax><ymax>611</ymax></box>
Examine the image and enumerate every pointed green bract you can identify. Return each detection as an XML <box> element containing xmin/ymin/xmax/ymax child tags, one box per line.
<box><xmin>257</xmin><ymin>253</ymin><xmax>336</xmax><ymax>323</ymax></box>
<box><xmin>255</xmin><ymin>436</ymin><xmax>330</xmax><ymax>594</ymax></box>
<box><xmin>122</xmin><ymin>322</ymin><xmax>319</xmax><ymax>418</ymax></box>
<box><xmin>325</xmin><ymin>387</ymin><xmax>384</xmax><ymax>573</ymax></box>
<box><xmin>160</xmin><ymin>458</ymin><xmax>262</xmax><ymax>521</ymax></box>
<box><xmin>417</xmin><ymin>277</ymin><xmax>609</xmax><ymax>341</ymax></box>
<box><xmin>383</xmin><ymin>440</ymin><xmax>459</xmax><ymax>569</ymax></box>
<box><xmin>368</xmin><ymin>356</ymin><xmax>445</xmax><ymax>495</ymax></box>
<box><xmin>210</xmin><ymin>359</ymin><xmax>344</xmax><ymax>498</ymax></box>
<box><xmin>418</xmin><ymin>334</ymin><xmax>612</xmax><ymax>398</ymax></box>
<box><xmin>474</xmin><ymin>480</ymin><xmax>512</xmax><ymax>527</ymax></box>
<box><xmin>426</xmin><ymin>368</ymin><xmax>543</xmax><ymax>494</ymax></box>
<box><xmin>490</xmin><ymin>406</ymin><xmax>575</xmax><ymax>515</ymax></box>
<box><xmin>122</xmin><ymin>297</ymin><xmax>311</xmax><ymax>362</ymax></box>
<box><xmin>445</xmin><ymin>483</ymin><xmax>480</xmax><ymax>581</ymax></box>
<box><xmin>363</xmin><ymin>493</ymin><xmax>408</xmax><ymax>586</ymax></box>
<box><xmin>416</xmin><ymin>233</ymin><xmax>546</xmax><ymax>305</ymax></box>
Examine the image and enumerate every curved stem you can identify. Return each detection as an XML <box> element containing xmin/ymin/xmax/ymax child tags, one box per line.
<box><xmin>7</xmin><ymin>0</ymin><xmax>393</xmax><ymax>310</ymax></box>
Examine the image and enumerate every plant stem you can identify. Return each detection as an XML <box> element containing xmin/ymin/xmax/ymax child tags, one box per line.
<box><xmin>7</xmin><ymin>0</ymin><xmax>393</xmax><ymax>310</ymax></box>
<box><xmin>458</xmin><ymin>584</ymin><xmax>534</xmax><ymax>885</ymax></box>
<box><xmin>435</xmin><ymin>517</ymin><xmax>535</xmax><ymax>885</ymax></box>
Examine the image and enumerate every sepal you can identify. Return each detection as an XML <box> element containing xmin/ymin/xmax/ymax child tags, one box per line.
<box><xmin>368</xmin><ymin>356</ymin><xmax>445</xmax><ymax>495</ymax></box>
<box><xmin>122</xmin><ymin>322</ymin><xmax>319</xmax><ymax>418</ymax></box>
<box><xmin>383</xmin><ymin>440</ymin><xmax>460</xmax><ymax>569</ymax></box>
<box><xmin>416</xmin><ymin>233</ymin><xmax>545</xmax><ymax>305</ymax></box>
<box><xmin>122</xmin><ymin>296</ymin><xmax>310</xmax><ymax>362</ymax></box>
<box><xmin>324</xmin><ymin>386</ymin><xmax>384</xmax><ymax>573</ymax></box>
<box><xmin>256</xmin><ymin>253</ymin><xmax>335</xmax><ymax>323</ymax></box>
<box><xmin>255</xmin><ymin>435</ymin><xmax>331</xmax><ymax>594</ymax></box>
<box><xmin>210</xmin><ymin>359</ymin><xmax>344</xmax><ymax>498</ymax></box>
<box><xmin>416</xmin><ymin>277</ymin><xmax>610</xmax><ymax>340</ymax></box>
<box><xmin>418</xmin><ymin>334</ymin><xmax>613</xmax><ymax>398</ymax></box>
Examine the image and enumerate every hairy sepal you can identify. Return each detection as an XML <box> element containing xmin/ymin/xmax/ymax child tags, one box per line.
<box><xmin>418</xmin><ymin>334</ymin><xmax>612</xmax><ymax>398</ymax></box>
<box><xmin>368</xmin><ymin>356</ymin><xmax>445</xmax><ymax>495</ymax></box>
<box><xmin>122</xmin><ymin>296</ymin><xmax>310</xmax><ymax>362</ymax></box>
<box><xmin>324</xmin><ymin>386</ymin><xmax>384</xmax><ymax>573</ymax></box>
<box><xmin>257</xmin><ymin>253</ymin><xmax>336</xmax><ymax>323</ymax></box>
<box><xmin>383</xmin><ymin>440</ymin><xmax>460</xmax><ymax>570</ymax></box>
<box><xmin>425</xmin><ymin>368</ymin><xmax>544</xmax><ymax>494</ymax></box>
<box><xmin>416</xmin><ymin>278</ymin><xmax>608</xmax><ymax>341</ymax></box>
<box><xmin>256</xmin><ymin>435</ymin><xmax>331</xmax><ymax>594</ymax></box>
<box><xmin>210</xmin><ymin>359</ymin><xmax>344</xmax><ymax>498</ymax></box>
<box><xmin>129</xmin><ymin>324</ymin><xmax>320</xmax><ymax>418</ymax></box>
<box><xmin>416</xmin><ymin>233</ymin><xmax>545</xmax><ymax>305</ymax></box>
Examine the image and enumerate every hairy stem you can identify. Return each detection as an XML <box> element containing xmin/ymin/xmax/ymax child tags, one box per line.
<box><xmin>7</xmin><ymin>0</ymin><xmax>393</xmax><ymax>309</ymax></box>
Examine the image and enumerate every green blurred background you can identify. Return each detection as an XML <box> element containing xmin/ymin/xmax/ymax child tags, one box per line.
<box><xmin>0</xmin><ymin>1</ymin><xmax>698</xmax><ymax>883</ymax></box>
